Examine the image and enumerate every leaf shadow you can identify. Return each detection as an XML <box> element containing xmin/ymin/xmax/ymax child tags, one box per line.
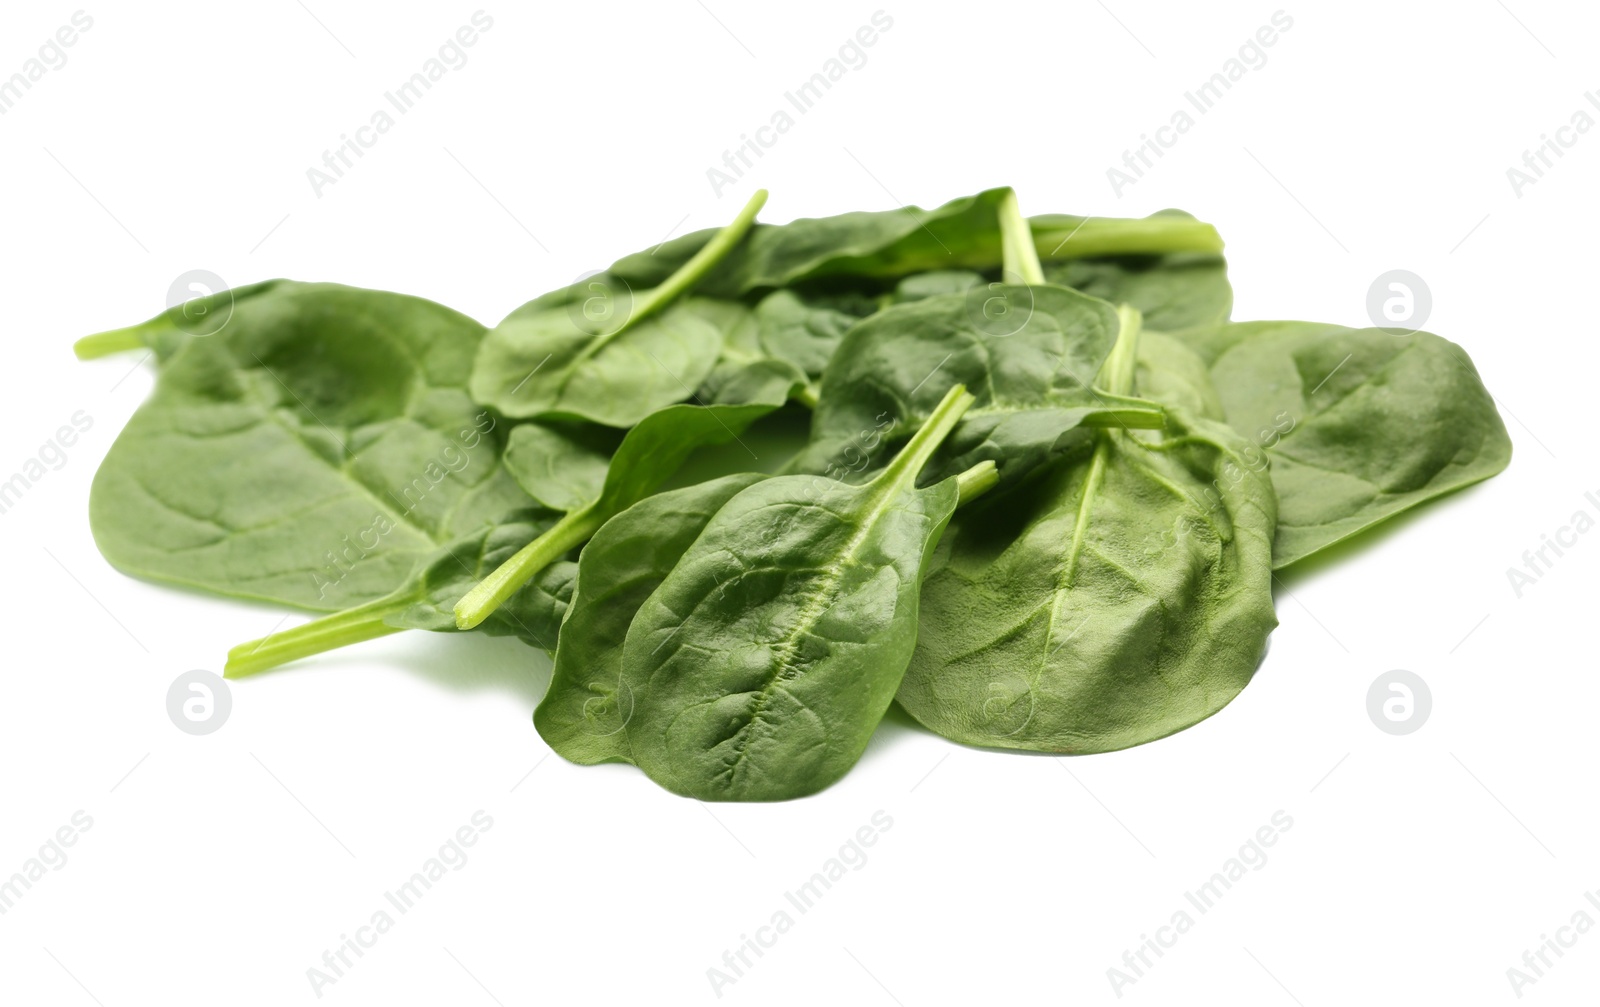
<box><xmin>247</xmin><ymin>629</ymin><xmax>553</xmax><ymax>708</ymax></box>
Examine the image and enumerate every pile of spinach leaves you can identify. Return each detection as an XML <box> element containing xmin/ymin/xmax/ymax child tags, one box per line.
<box><xmin>77</xmin><ymin>186</ymin><xmax>1511</xmax><ymax>800</ymax></box>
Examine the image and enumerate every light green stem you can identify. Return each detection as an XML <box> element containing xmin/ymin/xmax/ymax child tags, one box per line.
<box><xmin>1100</xmin><ymin>305</ymin><xmax>1144</xmax><ymax>398</ymax></box>
<box><xmin>955</xmin><ymin>460</ymin><xmax>999</xmax><ymax>504</ymax></box>
<box><xmin>225</xmin><ymin>594</ymin><xmax>409</xmax><ymax>678</ymax></box>
<box><xmin>1032</xmin><ymin>215</ymin><xmax>1223</xmax><ymax>260</ymax></box>
<box><xmin>1081</xmin><ymin>404</ymin><xmax>1165</xmax><ymax>430</ymax></box>
<box><xmin>74</xmin><ymin>324</ymin><xmax>152</xmax><ymax>360</ymax></box>
<box><xmin>454</xmin><ymin>507</ymin><xmax>605</xmax><ymax>630</ymax></box>
<box><xmin>998</xmin><ymin>190</ymin><xmax>1045</xmax><ymax>285</ymax></box>
<box><xmin>627</xmin><ymin>189</ymin><xmax>768</xmax><ymax>328</ymax></box>
<box><xmin>877</xmin><ymin>384</ymin><xmax>974</xmax><ymax>491</ymax></box>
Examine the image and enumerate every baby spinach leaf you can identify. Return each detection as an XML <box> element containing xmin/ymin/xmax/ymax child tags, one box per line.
<box><xmin>1135</xmin><ymin>330</ymin><xmax>1228</xmax><ymax>421</ymax></box>
<box><xmin>897</xmin><ymin>312</ymin><xmax>1279</xmax><ymax>753</ymax></box>
<box><xmin>1043</xmin><ymin>252</ymin><xmax>1232</xmax><ymax>333</ymax></box>
<box><xmin>796</xmin><ymin>283</ymin><xmax>1163</xmax><ymax>490</ymax></box>
<box><xmin>86</xmin><ymin>281</ymin><xmax>535</xmax><ymax>613</ymax></box>
<box><xmin>619</xmin><ymin>386</ymin><xmax>984</xmax><ymax>801</ymax></box>
<box><xmin>610</xmin><ymin>188</ymin><xmax>1224</xmax><ymax>296</ymax></box>
<box><xmin>691</xmin><ymin>289</ymin><xmax>856</xmax><ymax>407</ymax></box>
<box><xmin>501</xmin><ymin>421</ymin><xmax>622</xmax><ymax>512</ymax></box>
<box><xmin>1037</xmin><ymin>211</ymin><xmax>1233</xmax><ymax>333</ymax></box>
<box><xmin>750</xmin><ymin>289</ymin><xmax>860</xmax><ymax>381</ymax></box>
<box><xmin>535</xmin><ymin>473</ymin><xmax>766</xmax><ymax>765</ymax></box>
<box><xmin>454</xmin><ymin>396</ymin><xmax>797</xmax><ymax>629</ymax></box>
<box><xmin>1160</xmin><ymin>321</ymin><xmax>1513</xmax><ymax>567</ymax></box>
<box><xmin>470</xmin><ymin>191</ymin><xmax>768</xmax><ymax>426</ymax></box>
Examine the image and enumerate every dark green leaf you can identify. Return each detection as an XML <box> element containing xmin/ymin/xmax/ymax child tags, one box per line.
<box><xmin>88</xmin><ymin>281</ymin><xmax>535</xmax><ymax>613</ymax></box>
<box><xmin>899</xmin><ymin>409</ymin><xmax>1278</xmax><ymax>753</ymax></box>
<box><xmin>611</xmin><ymin>189</ymin><xmax>1223</xmax><ymax>297</ymax></box>
<box><xmin>620</xmin><ymin>387</ymin><xmax>976</xmax><ymax>801</ymax></box>
<box><xmin>797</xmin><ymin>286</ymin><xmax>1163</xmax><ymax>490</ymax></box>
<box><xmin>1158</xmin><ymin>321</ymin><xmax>1513</xmax><ymax>567</ymax></box>
<box><xmin>535</xmin><ymin>473</ymin><xmax>765</xmax><ymax>765</ymax></box>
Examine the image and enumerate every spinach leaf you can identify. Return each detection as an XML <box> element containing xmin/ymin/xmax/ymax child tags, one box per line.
<box><xmin>1042</xmin><ymin>252</ymin><xmax>1232</xmax><ymax>333</ymax></box>
<box><xmin>1158</xmin><ymin>321</ymin><xmax>1513</xmax><ymax>567</ymax></box>
<box><xmin>85</xmin><ymin>281</ymin><xmax>537</xmax><ymax>613</ymax></box>
<box><xmin>692</xmin><ymin>289</ymin><xmax>857</xmax><ymax>407</ymax></box>
<box><xmin>1036</xmin><ymin>211</ymin><xmax>1233</xmax><ymax>333</ymax></box>
<box><xmin>470</xmin><ymin>191</ymin><xmax>768</xmax><ymax>426</ymax></box>
<box><xmin>454</xmin><ymin>395</ymin><xmax>800</xmax><ymax>629</ymax></box>
<box><xmin>535</xmin><ymin>473</ymin><xmax>765</xmax><ymax>765</ymax></box>
<box><xmin>795</xmin><ymin>282</ymin><xmax>1164</xmax><ymax>491</ymax></box>
<box><xmin>500</xmin><ymin>421</ymin><xmax>622</xmax><ymax>512</ymax></box>
<box><xmin>619</xmin><ymin>387</ymin><xmax>991</xmax><ymax>801</ymax></box>
<box><xmin>897</xmin><ymin>311</ymin><xmax>1279</xmax><ymax>753</ymax></box>
<box><xmin>610</xmin><ymin>188</ymin><xmax>1224</xmax><ymax>296</ymax></box>
<box><xmin>749</xmin><ymin>289</ymin><xmax>861</xmax><ymax>382</ymax></box>
<box><xmin>1135</xmin><ymin>330</ymin><xmax>1228</xmax><ymax>420</ymax></box>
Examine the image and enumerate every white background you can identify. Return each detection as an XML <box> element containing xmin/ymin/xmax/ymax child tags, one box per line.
<box><xmin>0</xmin><ymin>1</ymin><xmax>1593</xmax><ymax>1004</ymax></box>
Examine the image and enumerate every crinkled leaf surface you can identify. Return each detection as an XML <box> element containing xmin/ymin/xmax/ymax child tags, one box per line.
<box><xmin>796</xmin><ymin>284</ymin><xmax>1161</xmax><ymax>489</ymax></box>
<box><xmin>470</xmin><ymin>294</ymin><xmax>729</xmax><ymax>426</ymax></box>
<box><xmin>899</xmin><ymin>411</ymin><xmax>1278</xmax><ymax>753</ymax></box>
<box><xmin>500</xmin><ymin>421</ymin><xmax>621</xmax><ymax>512</ymax></box>
<box><xmin>535</xmin><ymin>473</ymin><xmax>764</xmax><ymax>765</ymax></box>
<box><xmin>1157</xmin><ymin>321</ymin><xmax>1513</xmax><ymax>567</ymax></box>
<box><xmin>619</xmin><ymin>391</ymin><xmax>974</xmax><ymax>800</ymax></box>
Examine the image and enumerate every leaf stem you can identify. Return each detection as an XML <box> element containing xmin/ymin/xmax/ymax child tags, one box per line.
<box><xmin>955</xmin><ymin>460</ymin><xmax>999</xmax><ymax>504</ymax></box>
<box><xmin>454</xmin><ymin>506</ymin><xmax>604</xmax><ymax>629</ymax></box>
<box><xmin>628</xmin><ymin>189</ymin><xmax>768</xmax><ymax>328</ymax></box>
<box><xmin>74</xmin><ymin>324</ymin><xmax>152</xmax><ymax>360</ymax></box>
<box><xmin>879</xmin><ymin>384</ymin><xmax>974</xmax><ymax>490</ymax></box>
<box><xmin>225</xmin><ymin>595</ymin><xmax>409</xmax><ymax>677</ymax></box>
<box><xmin>1099</xmin><ymin>305</ymin><xmax>1144</xmax><ymax>398</ymax></box>
<box><xmin>1032</xmin><ymin>215</ymin><xmax>1223</xmax><ymax>260</ymax></box>
<box><xmin>998</xmin><ymin>190</ymin><xmax>1045</xmax><ymax>285</ymax></box>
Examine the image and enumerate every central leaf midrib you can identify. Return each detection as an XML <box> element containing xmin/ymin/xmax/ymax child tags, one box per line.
<box><xmin>717</xmin><ymin>476</ymin><xmax>911</xmax><ymax>786</ymax></box>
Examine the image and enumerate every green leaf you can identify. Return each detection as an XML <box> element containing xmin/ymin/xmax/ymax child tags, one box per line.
<box><xmin>455</xmin><ymin>398</ymin><xmax>790</xmax><ymax>628</ymax></box>
<box><xmin>750</xmin><ymin>289</ymin><xmax>860</xmax><ymax>381</ymax></box>
<box><xmin>899</xmin><ymin>410</ymin><xmax>1279</xmax><ymax>753</ymax></box>
<box><xmin>1135</xmin><ymin>330</ymin><xmax>1227</xmax><ymax>421</ymax></box>
<box><xmin>87</xmin><ymin>281</ymin><xmax>536</xmax><ymax>613</ymax></box>
<box><xmin>1159</xmin><ymin>321</ymin><xmax>1513</xmax><ymax>567</ymax></box>
<box><xmin>1037</xmin><ymin>211</ymin><xmax>1231</xmax><ymax>333</ymax></box>
<box><xmin>898</xmin><ymin>315</ymin><xmax>1278</xmax><ymax>753</ymax></box>
<box><xmin>797</xmin><ymin>284</ymin><xmax>1164</xmax><ymax>490</ymax></box>
<box><xmin>471</xmin><ymin>191</ymin><xmax>768</xmax><ymax>425</ymax></box>
<box><xmin>469</xmin><ymin>296</ymin><xmax>730</xmax><ymax>426</ymax></box>
<box><xmin>501</xmin><ymin>421</ymin><xmax>622</xmax><ymax>512</ymax></box>
<box><xmin>620</xmin><ymin>385</ymin><xmax>979</xmax><ymax>801</ymax></box>
<box><xmin>610</xmin><ymin>188</ymin><xmax>1224</xmax><ymax>296</ymax></box>
<box><xmin>535</xmin><ymin>473</ymin><xmax>765</xmax><ymax>765</ymax></box>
